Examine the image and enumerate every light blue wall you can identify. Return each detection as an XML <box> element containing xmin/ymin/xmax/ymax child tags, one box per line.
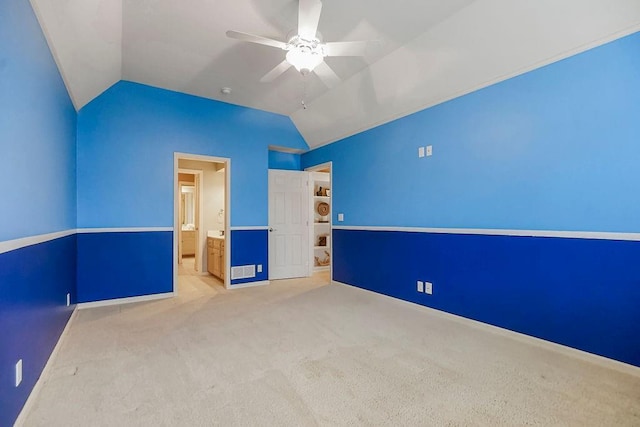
<box><xmin>77</xmin><ymin>81</ymin><xmax>308</xmax><ymax>228</ymax></box>
<box><xmin>303</xmin><ymin>32</ymin><xmax>640</xmax><ymax>233</ymax></box>
<box><xmin>302</xmin><ymin>32</ymin><xmax>640</xmax><ymax>367</ymax></box>
<box><xmin>0</xmin><ymin>0</ymin><xmax>77</xmax><ymax>242</ymax></box>
<box><xmin>0</xmin><ymin>0</ymin><xmax>77</xmax><ymax>424</ymax></box>
<box><xmin>268</xmin><ymin>150</ymin><xmax>302</xmax><ymax>171</ymax></box>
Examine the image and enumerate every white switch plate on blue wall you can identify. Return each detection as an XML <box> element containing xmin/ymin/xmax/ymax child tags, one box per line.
<box><xmin>15</xmin><ymin>359</ymin><xmax>22</xmax><ymax>387</ymax></box>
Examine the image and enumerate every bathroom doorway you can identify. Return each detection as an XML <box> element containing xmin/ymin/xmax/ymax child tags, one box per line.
<box><xmin>177</xmin><ymin>169</ymin><xmax>202</xmax><ymax>271</ymax></box>
<box><xmin>174</xmin><ymin>153</ymin><xmax>231</xmax><ymax>294</ymax></box>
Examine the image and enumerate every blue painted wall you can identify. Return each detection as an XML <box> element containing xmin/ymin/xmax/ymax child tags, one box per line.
<box><xmin>303</xmin><ymin>33</ymin><xmax>640</xmax><ymax>366</ymax></box>
<box><xmin>76</xmin><ymin>82</ymin><xmax>307</xmax><ymax>298</ymax></box>
<box><xmin>0</xmin><ymin>237</ymin><xmax>77</xmax><ymax>425</ymax></box>
<box><xmin>268</xmin><ymin>150</ymin><xmax>302</xmax><ymax>171</ymax></box>
<box><xmin>334</xmin><ymin>230</ymin><xmax>640</xmax><ymax>366</ymax></box>
<box><xmin>77</xmin><ymin>81</ymin><xmax>307</xmax><ymax>228</ymax></box>
<box><xmin>303</xmin><ymin>32</ymin><xmax>640</xmax><ymax>232</ymax></box>
<box><xmin>0</xmin><ymin>0</ymin><xmax>77</xmax><ymax>423</ymax></box>
<box><xmin>230</xmin><ymin>230</ymin><xmax>269</xmax><ymax>285</ymax></box>
<box><xmin>76</xmin><ymin>232</ymin><xmax>173</xmax><ymax>303</ymax></box>
<box><xmin>0</xmin><ymin>0</ymin><xmax>77</xmax><ymax>242</ymax></box>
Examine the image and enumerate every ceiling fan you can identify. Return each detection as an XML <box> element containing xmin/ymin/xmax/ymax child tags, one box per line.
<box><xmin>226</xmin><ymin>0</ymin><xmax>375</xmax><ymax>89</ymax></box>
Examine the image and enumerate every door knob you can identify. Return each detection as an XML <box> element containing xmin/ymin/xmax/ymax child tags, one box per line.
<box><xmin>269</xmin><ymin>228</ymin><xmax>275</xmax><ymax>232</ymax></box>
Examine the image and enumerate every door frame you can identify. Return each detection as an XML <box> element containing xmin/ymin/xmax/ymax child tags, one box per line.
<box><xmin>305</xmin><ymin>161</ymin><xmax>333</xmax><ymax>283</ymax></box>
<box><xmin>177</xmin><ymin>172</ymin><xmax>202</xmax><ymax>268</ymax></box>
<box><xmin>174</xmin><ymin>152</ymin><xmax>231</xmax><ymax>292</ymax></box>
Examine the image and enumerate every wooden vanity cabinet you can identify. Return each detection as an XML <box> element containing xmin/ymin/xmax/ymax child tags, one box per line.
<box><xmin>207</xmin><ymin>237</ymin><xmax>225</xmax><ymax>280</ymax></box>
<box><xmin>182</xmin><ymin>230</ymin><xmax>195</xmax><ymax>255</ymax></box>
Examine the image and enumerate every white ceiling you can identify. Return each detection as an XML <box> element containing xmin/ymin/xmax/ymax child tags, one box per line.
<box><xmin>30</xmin><ymin>0</ymin><xmax>640</xmax><ymax>148</ymax></box>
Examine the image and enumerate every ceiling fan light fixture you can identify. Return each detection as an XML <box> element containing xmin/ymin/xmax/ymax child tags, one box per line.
<box><xmin>285</xmin><ymin>37</ymin><xmax>325</xmax><ymax>74</ymax></box>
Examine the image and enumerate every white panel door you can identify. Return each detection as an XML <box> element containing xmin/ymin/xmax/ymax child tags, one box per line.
<box><xmin>269</xmin><ymin>170</ymin><xmax>311</xmax><ymax>280</ymax></box>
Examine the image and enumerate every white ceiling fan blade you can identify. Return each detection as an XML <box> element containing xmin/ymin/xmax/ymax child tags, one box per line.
<box><xmin>324</xmin><ymin>41</ymin><xmax>375</xmax><ymax>57</ymax></box>
<box><xmin>260</xmin><ymin>60</ymin><xmax>293</xmax><ymax>83</ymax></box>
<box><xmin>226</xmin><ymin>30</ymin><xmax>287</xmax><ymax>50</ymax></box>
<box><xmin>314</xmin><ymin>61</ymin><xmax>340</xmax><ymax>89</ymax></box>
<box><xmin>298</xmin><ymin>0</ymin><xmax>322</xmax><ymax>40</ymax></box>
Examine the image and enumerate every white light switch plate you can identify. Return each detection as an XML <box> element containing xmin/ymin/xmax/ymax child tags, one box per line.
<box><xmin>426</xmin><ymin>145</ymin><xmax>433</xmax><ymax>156</ymax></box>
<box><xmin>16</xmin><ymin>359</ymin><xmax>22</xmax><ymax>387</ymax></box>
<box><xmin>338</xmin><ymin>213</ymin><xmax>344</xmax><ymax>222</ymax></box>
<box><xmin>425</xmin><ymin>281</ymin><xmax>433</xmax><ymax>295</ymax></box>
<box><xmin>418</xmin><ymin>147</ymin><xmax>425</xmax><ymax>158</ymax></box>
<box><xmin>417</xmin><ymin>281</ymin><xmax>424</xmax><ymax>293</ymax></box>
<box><xmin>257</xmin><ymin>264</ymin><xmax>262</xmax><ymax>273</ymax></box>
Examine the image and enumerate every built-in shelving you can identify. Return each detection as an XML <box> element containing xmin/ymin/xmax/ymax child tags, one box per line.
<box><xmin>310</xmin><ymin>171</ymin><xmax>331</xmax><ymax>272</ymax></box>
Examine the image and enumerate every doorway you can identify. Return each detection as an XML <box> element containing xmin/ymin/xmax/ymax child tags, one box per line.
<box><xmin>305</xmin><ymin>162</ymin><xmax>333</xmax><ymax>283</ymax></box>
<box><xmin>178</xmin><ymin>169</ymin><xmax>202</xmax><ymax>273</ymax></box>
<box><xmin>174</xmin><ymin>153</ymin><xmax>231</xmax><ymax>294</ymax></box>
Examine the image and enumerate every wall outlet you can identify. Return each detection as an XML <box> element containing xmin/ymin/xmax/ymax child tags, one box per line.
<box><xmin>418</xmin><ymin>147</ymin><xmax>425</xmax><ymax>158</ymax></box>
<box><xmin>15</xmin><ymin>359</ymin><xmax>22</xmax><ymax>387</ymax></box>
<box><xmin>66</xmin><ymin>293</ymin><xmax>70</xmax><ymax>307</ymax></box>
<box><xmin>338</xmin><ymin>213</ymin><xmax>344</xmax><ymax>222</ymax></box>
<box><xmin>257</xmin><ymin>264</ymin><xmax>262</xmax><ymax>273</ymax></box>
<box><xmin>426</xmin><ymin>145</ymin><xmax>433</xmax><ymax>156</ymax></box>
<box><xmin>425</xmin><ymin>281</ymin><xmax>433</xmax><ymax>295</ymax></box>
<box><xmin>417</xmin><ymin>281</ymin><xmax>424</xmax><ymax>293</ymax></box>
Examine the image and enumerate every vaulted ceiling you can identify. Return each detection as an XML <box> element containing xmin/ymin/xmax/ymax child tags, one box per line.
<box><xmin>30</xmin><ymin>0</ymin><xmax>640</xmax><ymax>148</ymax></box>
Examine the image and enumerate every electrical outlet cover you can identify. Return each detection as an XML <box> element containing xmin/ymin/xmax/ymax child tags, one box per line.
<box><xmin>426</xmin><ymin>145</ymin><xmax>433</xmax><ymax>156</ymax></box>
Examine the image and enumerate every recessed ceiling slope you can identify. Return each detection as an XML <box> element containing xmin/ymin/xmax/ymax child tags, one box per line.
<box><xmin>30</xmin><ymin>0</ymin><xmax>122</xmax><ymax>110</ymax></box>
<box><xmin>293</xmin><ymin>0</ymin><xmax>640</xmax><ymax>148</ymax></box>
<box><xmin>29</xmin><ymin>0</ymin><xmax>640</xmax><ymax>148</ymax></box>
<box><xmin>121</xmin><ymin>0</ymin><xmax>474</xmax><ymax>115</ymax></box>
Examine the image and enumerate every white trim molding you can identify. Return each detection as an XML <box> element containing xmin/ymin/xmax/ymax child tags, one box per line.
<box><xmin>332</xmin><ymin>280</ymin><xmax>640</xmax><ymax>377</ymax></box>
<box><xmin>77</xmin><ymin>292</ymin><xmax>174</xmax><ymax>309</ymax></box>
<box><xmin>332</xmin><ymin>225</ymin><xmax>640</xmax><ymax>242</ymax></box>
<box><xmin>229</xmin><ymin>280</ymin><xmax>270</xmax><ymax>289</ymax></box>
<box><xmin>77</xmin><ymin>227</ymin><xmax>173</xmax><ymax>233</ymax></box>
<box><xmin>0</xmin><ymin>229</ymin><xmax>76</xmax><ymax>255</ymax></box>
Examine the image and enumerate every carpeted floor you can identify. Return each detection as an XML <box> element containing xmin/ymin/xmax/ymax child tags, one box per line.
<box><xmin>21</xmin><ymin>271</ymin><xmax>640</xmax><ymax>426</ymax></box>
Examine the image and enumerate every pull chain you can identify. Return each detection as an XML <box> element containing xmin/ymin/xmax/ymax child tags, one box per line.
<box><xmin>301</xmin><ymin>72</ymin><xmax>308</xmax><ymax>110</ymax></box>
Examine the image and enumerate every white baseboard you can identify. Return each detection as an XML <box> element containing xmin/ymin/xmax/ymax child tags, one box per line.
<box><xmin>332</xmin><ymin>280</ymin><xmax>640</xmax><ymax>377</ymax></box>
<box><xmin>229</xmin><ymin>280</ymin><xmax>270</xmax><ymax>289</ymax></box>
<box><xmin>14</xmin><ymin>308</ymin><xmax>78</xmax><ymax>427</ymax></box>
<box><xmin>77</xmin><ymin>292</ymin><xmax>174</xmax><ymax>309</ymax></box>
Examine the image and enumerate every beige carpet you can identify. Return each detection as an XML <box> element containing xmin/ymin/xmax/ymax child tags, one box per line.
<box><xmin>22</xmin><ymin>272</ymin><xmax>640</xmax><ymax>426</ymax></box>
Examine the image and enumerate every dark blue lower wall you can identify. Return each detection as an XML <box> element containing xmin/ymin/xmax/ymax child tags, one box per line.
<box><xmin>333</xmin><ymin>229</ymin><xmax>640</xmax><ymax>367</ymax></box>
<box><xmin>0</xmin><ymin>235</ymin><xmax>76</xmax><ymax>425</ymax></box>
<box><xmin>77</xmin><ymin>232</ymin><xmax>173</xmax><ymax>303</ymax></box>
<box><xmin>231</xmin><ymin>229</ymin><xmax>268</xmax><ymax>285</ymax></box>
